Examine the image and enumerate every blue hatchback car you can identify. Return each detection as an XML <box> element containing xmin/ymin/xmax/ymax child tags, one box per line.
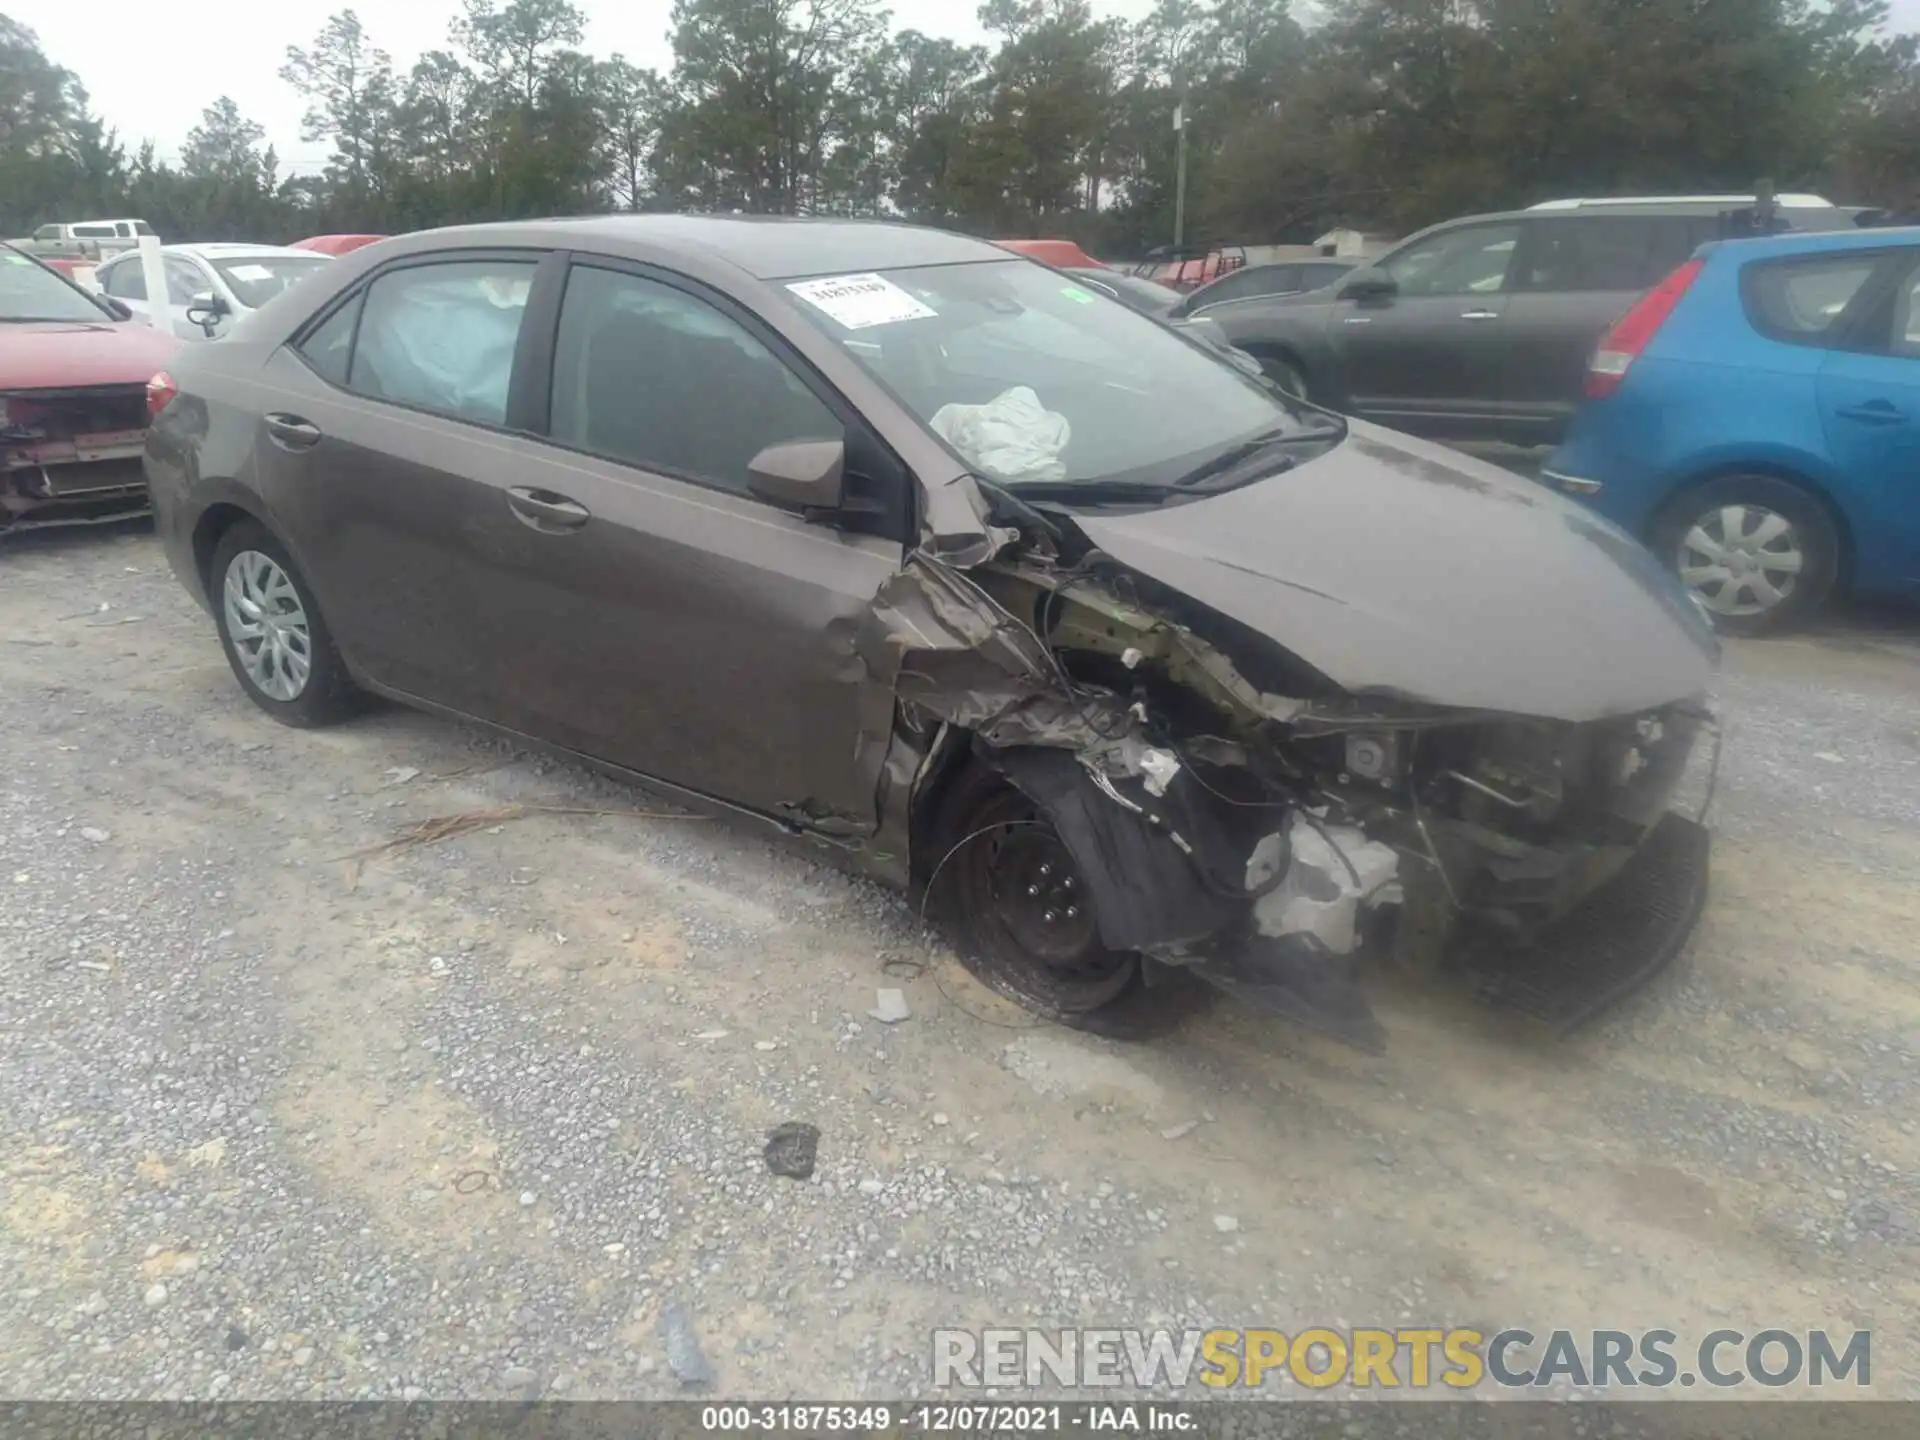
<box><xmin>1544</xmin><ymin>225</ymin><xmax>1920</xmax><ymax>633</ymax></box>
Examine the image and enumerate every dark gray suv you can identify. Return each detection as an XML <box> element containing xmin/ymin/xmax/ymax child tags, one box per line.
<box><xmin>1213</xmin><ymin>196</ymin><xmax>1875</xmax><ymax>443</ymax></box>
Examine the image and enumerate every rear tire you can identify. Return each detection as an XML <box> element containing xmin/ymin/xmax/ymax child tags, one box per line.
<box><xmin>210</xmin><ymin>520</ymin><xmax>361</xmax><ymax>727</ymax></box>
<box><xmin>1651</xmin><ymin>474</ymin><xmax>1840</xmax><ymax>636</ymax></box>
<box><xmin>928</xmin><ymin>763</ymin><xmax>1143</xmax><ymax>1023</ymax></box>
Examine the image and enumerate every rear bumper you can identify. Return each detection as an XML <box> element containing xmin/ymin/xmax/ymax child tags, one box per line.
<box><xmin>1451</xmin><ymin>810</ymin><xmax>1711</xmax><ymax>1030</ymax></box>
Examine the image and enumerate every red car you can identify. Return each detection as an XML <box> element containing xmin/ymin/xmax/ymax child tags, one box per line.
<box><xmin>994</xmin><ymin>238</ymin><xmax>1106</xmax><ymax>269</ymax></box>
<box><xmin>290</xmin><ymin>234</ymin><xmax>386</xmax><ymax>257</ymax></box>
<box><xmin>1</xmin><ymin>243</ymin><xmax>178</xmax><ymax>533</ymax></box>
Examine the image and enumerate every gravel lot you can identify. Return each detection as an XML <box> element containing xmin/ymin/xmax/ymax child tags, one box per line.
<box><xmin>2</xmin><ymin>523</ymin><xmax>1918</xmax><ymax>1404</ymax></box>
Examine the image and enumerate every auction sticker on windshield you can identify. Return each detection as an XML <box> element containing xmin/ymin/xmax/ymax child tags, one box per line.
<box><xmin>787</xmin><ymin>273</ymin><xmax>936</xmax><ymax>329</ymax></box>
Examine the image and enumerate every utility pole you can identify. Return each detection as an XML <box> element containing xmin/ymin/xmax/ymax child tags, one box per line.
<box><xmin>1173</xmin><ymin>96</ymin><xmax>1188</xmax><ymax>250</ymax></box>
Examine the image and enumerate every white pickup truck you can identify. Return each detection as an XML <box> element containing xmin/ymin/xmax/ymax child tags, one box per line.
<box><xmin>11</xmin><ymin>219</ymin><xmax>159</xmax><ymax>262</ymax></box>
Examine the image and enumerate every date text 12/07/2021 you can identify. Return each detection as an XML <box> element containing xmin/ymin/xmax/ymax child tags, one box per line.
<box><xmin>700</xmin><ymin>1406</ymin><xmax>1193</xmax><ymax>1433</ymax></box>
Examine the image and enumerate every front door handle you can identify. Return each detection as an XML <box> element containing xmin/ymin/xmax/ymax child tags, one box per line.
<box><xmin>1834</xmin><ymin>399</ymin><xmax>1905</xmax><ymax>425</ymax></box>
<box><xmin>264</xmin><ymin>413</ymin><xmax>322</xmax><ymax>450</ymax></box>
<box><xmin>507</xmin><ymin>486</ymin><xmax>590</xmax><ymax>533</ymax></box>
<box><xmin>1459</xmin><ymin>309</ymin><xmax>1500</xmax><ymax>321</ymax></box>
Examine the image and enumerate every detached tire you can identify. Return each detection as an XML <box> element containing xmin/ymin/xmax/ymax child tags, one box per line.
<box><xmin>209</xmin><ymin>519</ymin><xmax>361</xmax><ymax>727</ymax></box>
<box><xmin>1651</xmin><ymin>473</ymin><xmax>1840</xmax><ymax>637</ymax></box>
<box><xmin>929</xmin><ymin>763</ymin><xmax>1142</xmax><ymax>1023</ymax></box>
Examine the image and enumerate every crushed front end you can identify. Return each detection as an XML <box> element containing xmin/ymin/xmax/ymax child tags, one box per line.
<box><xmin>2</xmin><ymin>386</ymin><xmax>154</xmax><ymax>533</ymax></box>
<box><xmin>881</xmin><ymin>534</ymin><xmax>1714</xmax><ymax>1051</ymax></box>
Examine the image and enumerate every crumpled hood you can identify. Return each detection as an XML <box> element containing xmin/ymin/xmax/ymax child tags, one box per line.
<box><xmin>0</xmin><ymin>320</ymin><xmax>178</xmax><ymax>391</ymax></box>
<box><xmin>1072</xmin><ymin>420</ymin><xmax>1720</xmax><ymax>723</ymax></box>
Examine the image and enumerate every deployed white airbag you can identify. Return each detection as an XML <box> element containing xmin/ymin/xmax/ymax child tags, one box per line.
<box><xmin>931</xmin><ymin>385</ymin><xmax>1071</xmax><ymax>482</ymax></box>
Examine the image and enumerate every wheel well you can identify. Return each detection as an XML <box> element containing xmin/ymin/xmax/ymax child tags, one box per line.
<box><xmin>191</xmin><ymin>503</ymin><xmax>256</xmax><ymax>594</ymax></box>
<box><xmin>1237</xmin><ymin>339</ymin><xmax>1305</xmax><ymax>371</ymax></box>
<box><xmin>1650</xmin><ymin>463</ymin><xmax>1856</xmax><ymax>590</ymax></box>
<box><xmin>906</xmin><ymin>733</ymin><xmax>982</xmax><ymax>888</ymax></box>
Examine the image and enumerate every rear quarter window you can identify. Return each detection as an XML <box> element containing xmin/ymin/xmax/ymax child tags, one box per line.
<box><xmin>1740</xmin><ymin>255</ymin><xmax>1880</xmax><ymax>347</ymax></box>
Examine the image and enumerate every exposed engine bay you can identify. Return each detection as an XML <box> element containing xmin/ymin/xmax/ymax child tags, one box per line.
<box><xmin>873</xmin><ymin>497</ymin><xmax>1715</xmax><ymax>1050</ymax></box>
<box><xmin>2</xmin><ymin>386</ymin><xmax>153</xmax><ymax>532</ymax></box>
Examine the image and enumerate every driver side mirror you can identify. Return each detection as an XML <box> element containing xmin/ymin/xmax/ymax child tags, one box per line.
<box><xmin>747</xmin><ymin>438</ymin><xmax>846</xmax><ymax>514</ymax></box>
<box><xmin>99</xmin><ymin>296</ymin><xmax>133</xmax><ymax>321</ymax></box>
<box><xmin>1338</xmin><ymin>269</ymin><xmax>1398</xmax><ymax>301</ymax></box>
<box><xmin>186</xmin><ymin>290</ymin><xmax>231</xmax><ymax>338</ymax></box>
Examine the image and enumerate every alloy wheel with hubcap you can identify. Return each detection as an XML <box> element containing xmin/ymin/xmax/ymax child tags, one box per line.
<box><xmin>1675</xmin><ymin>504</ymin><xmax>1805</xmax><ymax>621</ymax></box>
<box><xmin>223</xmin><ymin>550</ymin><xmax>314</xmax><ymax>701</ymax></box>
<box><xmin>208</xmin><ymin>518</ymin><xmax>362</xmax><ymax>727</ymax></box>
<box><xmin>1652</xmin><ymin>474</ymin><xmax>1839</xmax><ymax>636</ymax></box>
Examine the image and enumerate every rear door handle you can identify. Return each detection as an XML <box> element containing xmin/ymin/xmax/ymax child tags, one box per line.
<box><xmin>264</xmin><ymin>413</ymin><xmax>322</xmax><ymax>450</ymax></box>
<box><xmin>1459</xmin><ymin>309</ymin><xmax>1500</xmax><ymax>321</ymax></box>
<box><xmin>507</xmin><ymin>486</ymin><xmax>590</xmax><ymax>532</ymax></box>
<box><xmin>1834</xmin><ymin>399</ymin><xmax>1905</xmax><ymax>425</ymax></box>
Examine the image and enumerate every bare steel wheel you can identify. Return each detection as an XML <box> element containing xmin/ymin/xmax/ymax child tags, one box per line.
<box><xmin>934</xmin><ymin>768</ymin><xmax>1141</xmax><ymax>1019</ymax></box>
<box><xmin>209</xmin><ymin>519</ymin><xmax>361</xmax><ymax>727</ymax></box>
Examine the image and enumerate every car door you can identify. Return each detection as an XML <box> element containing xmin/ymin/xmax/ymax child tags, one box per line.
<box><xmin>472</xmin><ymin>257</ymin><xmax>909</xmax><ymax>824</ymax></box>
<box><xmin>1333</xmin><ymin>220</ymin><xmax>1523</xmax><ymax>433</ymax></box>
<box><xmin>1494</xmin><ymin>216</ymin><xmax>1670</xmax><ymax>440</ymax></box>
<box><xmin>250</xmin><ymin>250</ymin><xmax>553</xmax><ymax>715</ymax></box>
<box><xmin>1815</xmin><ymin>250</ymin><xmax>1920</xmax><ymax>593</ymax></box>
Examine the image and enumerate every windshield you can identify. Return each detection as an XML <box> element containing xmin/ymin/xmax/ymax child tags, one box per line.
<box><xmin>213</xmin><ymin>254</ymin><xmax>332</xmax><ymax>309</ymax></box>
<box><xmin>0</xmin><ymin>247</ymin><xmax>113</xmax><ymax>323</ymax></box>
<box><xmin>784</xmin><ymin>259</ymin><xmax>1309</xmax><ymax>488</ymax></box>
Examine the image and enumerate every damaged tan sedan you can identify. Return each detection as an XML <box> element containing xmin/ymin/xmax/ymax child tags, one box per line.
<box><xmin>144</xmin><ymin>218</ymin><xmax>1720</xmax><ymax>1049</ymax></box>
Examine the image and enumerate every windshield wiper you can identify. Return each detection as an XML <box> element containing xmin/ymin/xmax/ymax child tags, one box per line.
<box><xmin>1000</xmin><ymin>479</ymin><xmax>1179</xmax><ymax>506</ymax></box>
<box><xmin>1174</xmin><ymin>422</ymin><xmax>1344</xmax><ymax>491</ymax></box>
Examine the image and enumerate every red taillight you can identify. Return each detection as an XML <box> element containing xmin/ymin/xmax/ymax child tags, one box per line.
<box><xmin>146</xmin><ymin>370</ymin><xmax>178</xmax><ymax>419</ymax></box>
<box><xmin>1585</xmin><ymin>258</ymin><xmax>1704</xmax><ymax>399</ymax></box>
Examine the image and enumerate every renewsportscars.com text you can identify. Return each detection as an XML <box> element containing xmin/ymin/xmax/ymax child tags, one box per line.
<box><xmin>932</xmin><ymin>1326</ymin><xmax>1872</xmax><ymax>1391</ymax></box>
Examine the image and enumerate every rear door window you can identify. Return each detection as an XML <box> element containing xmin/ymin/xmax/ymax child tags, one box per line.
<box><xmin>1517</xmin><ymin>218</ymin><xmax>1665</xmax><ymax>293</ymax></box>
<box><xmin>346</xmin><ymin>259</ymin><xmax>538</xmax><ymax>426</ymax></box>
<box><xmin>1878</xmin><ymin>264</ymin><xmax>1920</xmax><ymax>358</ymax></box>
<box><xmin>1196</xmin><ymin>266</ymin><xmax>1296</xmax><ymax>307</ymax></box>
<box><xmin>1296</xmin><ymin>263</ymin><xmax>1352</xmax><ymax>291</ymax></box>
<box><xmin>296</xmin><ymin>293</ymin><xmax>363</xmax><ymax>387</ymax></box>
<box><xmin>1742</xmin><ymin>255</ymin><xmax>1881</xmax><ymax>347</ymax></box>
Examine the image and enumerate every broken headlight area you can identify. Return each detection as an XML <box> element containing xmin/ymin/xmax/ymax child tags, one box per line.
<box><xmin>885</xmin><ymin>540</ymin><xmax>1712</xmax><ymax>1052</ymax></box>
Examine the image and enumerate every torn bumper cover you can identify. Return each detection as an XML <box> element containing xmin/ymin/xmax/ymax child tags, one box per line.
<box><xmin>2</xmin><ymin>387</ymin><xmax>153</xmax><ymax>531</ymax></box>
<box><xmin>872</xmin><ymin>547</ymin><xmax>1714</xmax><ymax>1050</ymax></box>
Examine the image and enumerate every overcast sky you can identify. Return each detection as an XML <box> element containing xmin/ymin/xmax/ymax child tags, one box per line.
<box><xmin>11</xmin><ymin>0</ymin><xmax>1158</xmax><ymax>172</ymax></box>
<box><xmin>13</xmin><ymin>0</ymin><xmax>1920</xmax><ymax>173</ymax></box>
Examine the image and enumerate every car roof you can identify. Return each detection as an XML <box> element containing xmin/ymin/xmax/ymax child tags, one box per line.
<box><xmin>100</xmin><ymin>242</ymin><xmax>315</xmax><ymax>265</ymax></box>
<box><xmin>171</xmin><ymin>243</ymin><xmax>320</xmax><ymax>259</ymax></box>
<box><xmin>384</xmin><ymin>214</ymin><xmax>1008</xmax><ymax>281</ymax></box>
<box><xmin>1529</xmin><ymin>193</ymin><xmax>1834</xmax><ymax>210</ymax></box>
<box><xmin>1698</xmin><ymin>223</ymin><xmax>1920</xmax><ymax>260</ymax></box>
